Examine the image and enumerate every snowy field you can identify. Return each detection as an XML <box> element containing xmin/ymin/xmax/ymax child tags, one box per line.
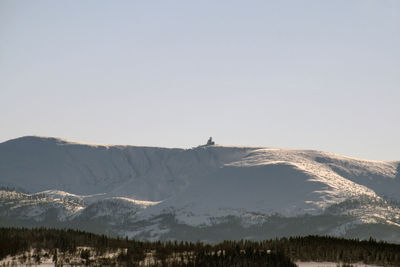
<box><xmin>296</xmin><ymin>262</ymin><xmax>382</xmax><ymax>267</ymax></box>
<box><xmin>0</xmin><ymin>259</ymin><xmax>384</xmax><ymax>267</ymax></box>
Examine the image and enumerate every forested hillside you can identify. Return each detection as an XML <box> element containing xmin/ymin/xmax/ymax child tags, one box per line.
<box><xmin>1</xmin><ymin>228</ymin><xmax>400</xmax><ymax>266</ymax></box>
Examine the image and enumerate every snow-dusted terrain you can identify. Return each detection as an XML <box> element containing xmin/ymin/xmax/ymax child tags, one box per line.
<box><xmin>1</xmin><ymin>136</ymin><xmax>400</xmax><ymax>242</ymax></box>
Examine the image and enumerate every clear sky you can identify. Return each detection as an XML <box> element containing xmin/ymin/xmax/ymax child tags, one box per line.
<box><xmin>1</xmin><ymin>0</ymin><xmax>399</xmax><ymax>161</ymax></box>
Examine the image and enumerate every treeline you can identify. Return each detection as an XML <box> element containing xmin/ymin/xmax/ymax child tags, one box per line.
<box><xmin>0</xmin><ymin>227</ymin><xmax>294</xmax><ymax>266</ymax></box>
<box><xmin>0</xmin><ymin>227</ymin><xmax>400</xmax><ymax>266</ymax></box>
<box><xmin>266</xmin><ymin>236</ymin><xmax>400</xmax><ymax>265</ymax></box>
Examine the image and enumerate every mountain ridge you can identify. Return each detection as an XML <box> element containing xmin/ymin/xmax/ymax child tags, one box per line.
<box><xmin>1</xmin><ymin>135</ymin><xmax>400</xmax><ymax>242</ymax></box>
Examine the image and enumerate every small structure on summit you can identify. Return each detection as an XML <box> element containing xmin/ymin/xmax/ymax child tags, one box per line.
<box><xmin>195</xmin><ymin>137</ymin><xmax>215</xmax><ymax>148</ymax></box>
<box><xmin>206</xmin><ymin>137</ymin><xmax>215</xmax><ymax>146</ymax></box>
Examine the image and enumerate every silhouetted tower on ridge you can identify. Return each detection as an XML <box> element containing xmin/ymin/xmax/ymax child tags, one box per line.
<box><xmin>206</xmin><ymin>137</ymin><xmax>215</xmax><ymax>146</ymax></box>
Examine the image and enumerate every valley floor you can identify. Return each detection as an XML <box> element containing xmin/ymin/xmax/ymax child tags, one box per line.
<box><xmin>296</xmin><ymin>262</ymin><xmax>383</xmax><ymax>267</ymax></box>
<box><xmin>0</xmin><ymin>259</ymin><xmax>387</xmax><ymax>267</ymax></box>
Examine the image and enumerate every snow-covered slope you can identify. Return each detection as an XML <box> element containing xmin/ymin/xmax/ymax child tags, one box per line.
<box><xmin>0</xmin><ymin>136</ymin><xmax>249</xmax><ymax>200</ymax></box>
<box><xmin>0</xmin><ymin>189</ymin><xmax>84</xmax><ymax>221</ymax></box>
<box><xmin>0</xmin><ymin>136</ymin><xmax>400</xmax><ymax>242</ymax></box>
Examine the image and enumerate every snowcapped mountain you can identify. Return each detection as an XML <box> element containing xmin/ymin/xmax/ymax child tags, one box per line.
<box><xmin>1</xmin><ymin>136</ymin><xmax>400</xmax><ymax>242</ymax></box>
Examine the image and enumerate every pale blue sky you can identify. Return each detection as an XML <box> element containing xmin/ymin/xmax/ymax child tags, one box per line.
<box><xmin>1</xmin><ymin>0</ymin><xmax>399</xmax><ymax>161</ymax></box>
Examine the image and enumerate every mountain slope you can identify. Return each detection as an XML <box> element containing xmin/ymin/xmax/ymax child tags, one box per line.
<box><xmin>0</xmin><ymin>136</ymin><xmax>249</xmax><ymax>200</ymax></box>
<box><xmin>0</xmin><ymin>136</ymin><xmax>399</xmax><ymax>242</ymax></box>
